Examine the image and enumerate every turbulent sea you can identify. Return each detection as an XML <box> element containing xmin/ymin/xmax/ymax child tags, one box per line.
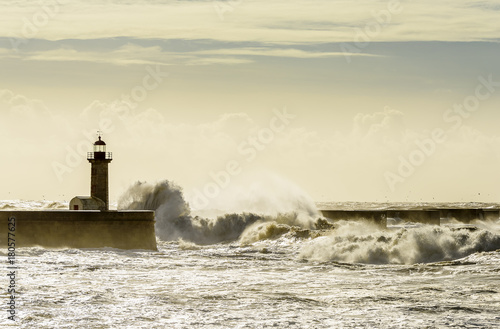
<box><xmin>1</xmin><ymin>181</ymin><xmax>500</xmax><ymax>328</ymax></box>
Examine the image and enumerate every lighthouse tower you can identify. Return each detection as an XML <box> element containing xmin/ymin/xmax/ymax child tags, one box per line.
<box><xmin>87</xmin><ymin>135</ymin><xmax>112</xmax><ymax>210</ymax></box>
<box><xmin>69</xmin><ymin>134</ymin><xmax>113</xmax><ymax>211</ymax></box>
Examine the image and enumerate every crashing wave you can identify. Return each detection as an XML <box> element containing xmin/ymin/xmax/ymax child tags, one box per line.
<box><xmin>118</xmin><ymin>180</ymin><xmax>321</xmax><ymax>245</ymax></box>
<box><xmin>299</xmin><ymin>221</ymin><xmax>500</xmax><ymax>265</ymax></box>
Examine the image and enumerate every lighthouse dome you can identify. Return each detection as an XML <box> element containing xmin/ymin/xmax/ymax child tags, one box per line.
<box><xmin>94</xmin><ymin>136</ymin><xmax>106</xmax><ymax>146</ymax></box>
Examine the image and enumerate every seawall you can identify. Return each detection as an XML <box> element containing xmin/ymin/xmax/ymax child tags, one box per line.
<box><xmin>320</xmin><ymin>208</ymin><xmax>500</xmax><ymax>227</ymax></box>
<box><xmin>0</xmin><ymin>210</ymin><xmax>156</xmax><ymax>250</ymax></box>
<box><xmin>438</xmin><ymin>209</ymin><xmax>500</xmax><ymax>223</ymax></box>
<box><xmin>387</xmin><ymin>210</ymin><xmax>441</xmax><ymax>225</ymax></box>
<box><xmin>320</xmin><ymin>210</ymin><xmax>387</xmax><ymax>227</ymax></box>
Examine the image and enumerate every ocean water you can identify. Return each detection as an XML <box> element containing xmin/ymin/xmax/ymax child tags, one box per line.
<box><xmin>1</xmin><ymin>181</ymin><xmax>500</xmax><ymax>328</ymax></box>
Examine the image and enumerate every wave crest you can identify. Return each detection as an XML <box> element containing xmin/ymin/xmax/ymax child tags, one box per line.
<box><xmin>299</xmin><ymin>221</ymin><xmax>500</xmax><ymax>264</ymax></box>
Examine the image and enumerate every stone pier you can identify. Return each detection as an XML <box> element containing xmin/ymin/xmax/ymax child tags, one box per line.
<box><xmin>0</xmin><ymin>210</ymin><xmax>157</xmax><ymax>250</ymax></box>
<box><xmin>387</xmin><ymin>210</ymin><xmax>441</xmax><ymax>225</ymax></box>
<box><xmin>320</xmin><ymin>208</ymin><xmax>499</xmax><ymax>227</ymax></box>
<box><xmin>439</xmin><ymin>209</ymin><xmax>500</xmax><ymax>223</ymax></box>
<box><xmin>320</xmin><ymin>210</ymin><xmax>387</xmax><ymax>227</ymax></box>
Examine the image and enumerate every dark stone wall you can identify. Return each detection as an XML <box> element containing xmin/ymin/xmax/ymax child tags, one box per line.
<box><xmin>320</xmin><ymin>210</ymin><xmax>387</xmax><ymax>227</ymax></box>
<box><xmin>439</xmin><ymin>209</ymin><xmax>500</xmax><ymax>223</ymax></box>
<box><xmin>387</xmin><ymin>210</ymin><xmax>440</xmax><ymax>225</ymax></box>
<box><xmin>0</xmin><ymin>211</ymin><xmax>156</xmax><ymax>250</ymax></box>
<box><xmin>320</xmin><ymin>209</ymin><xmax>499</xmax><ymax>226</ymax></box>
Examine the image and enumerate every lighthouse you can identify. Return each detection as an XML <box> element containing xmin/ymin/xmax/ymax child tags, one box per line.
<box><xmin>69</xmin><ymin>134</ymin><xmax>113</xmax><ymax>211</ymax></box>
<box><xmin>1</xmin><ymin>133</ymin><xmax>157</xmax><ymax>250</ymax></box>
<box><xmin>88</xmin><ymin>135</ymin><xmax>112</xmax><ymax>210</ymax></box>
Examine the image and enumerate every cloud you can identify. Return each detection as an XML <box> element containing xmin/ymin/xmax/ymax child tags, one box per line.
<box><xmin>0</xmin><ymin>89</ymin><xmax>70</xmax><ymax>156</ymax></box>
<box><xmin>19</xmin><ymin>45</ymin><xmax>168</xmax><ymax>66</ymax></box>
<box><xmin>1</xmin><ymin>0</ymin><xmax>499</xmax><ymax>46</ymax></box>
<box><xmin>77</xmin><ymin>99</ymin><xmax>259</xmax><ymax>159</ymax></box>
<box><xmin>0</xmin><ymin>42</ymin><xmax>378</xmax><ymax>66</ymax></box>
<box><xmin>352</xmin><ymin>107</ymin><xmax>406</xmax><ymax>141</ymax></box>
<box><xmin>0</xmin><ymin>44</ymin><xmax>176</xmax><ymax>66</ymax></box>
<box><xmin>2</xmin><ymin>0</ymin><xmax>495</xmax><ymax>67</ymax></box>
<box><xmin>185</xmin><ymin>57</ymin><xmax>254</xmax><ymax>65</ymax></box>
<box><xmin>2</xmin><ymin>88</ymin><xmax>500</xmax><ymax>202</ymax></box>
<box><xmin>0</xmin><ymin>89</ymin><xmax>52</xmax><ymax>120</ymax></box>
<box><xmin>0</xmin><ymin>43</ymin><xmax>257</xmax><ymax>66</ymax></box>
<box><xmin>192</xmin><ymin>47</ymin><xmax>381</xmax><ymax>59</ymax></box>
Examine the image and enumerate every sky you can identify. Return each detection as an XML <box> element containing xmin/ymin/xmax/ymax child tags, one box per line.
<box><xmin>1</xmin><ymin>0</ymin><xmax>500</xmax><ymax>206</ymax></box>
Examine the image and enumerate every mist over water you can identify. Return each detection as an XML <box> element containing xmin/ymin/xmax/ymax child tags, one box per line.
<box><xmin>0</xmin><ymin>200</ymin><xmax>68</xmax><ymax>210</ymax></box>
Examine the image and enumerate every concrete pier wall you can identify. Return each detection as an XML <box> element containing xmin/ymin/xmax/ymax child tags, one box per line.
<box><xmin>387</xmin><ymin>210</ymin><xmax>441</xmax><ymax>225</ymax></box>
<box><xmin>320</xmin><ymin>210</ymin><xmax>387</xmax><ymax>227</ymax></box>
<box><xmin>439</xmin><ymin>209</ymin><xmax>483</xmax><ymax>223</ymax></box>
<box><xmin>320</xmin><ymin>209</ymin><xmax>500</xmax><ymax>227</ymax></box>
<box><xmin>436</xmin><ymin>209</ymin><xmax>500</xmax><ymax>223</ymax></box>
<box><xmin>0</xmin><ymin>211</ymin><xmax>156</xmax><ymax>250</ymax></box>
<box><xmin>483</xmin><ymin>210</ymin><xmax>500</xmax><ymax>221</ymax></box>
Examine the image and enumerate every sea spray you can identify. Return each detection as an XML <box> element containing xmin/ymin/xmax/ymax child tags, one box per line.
<box><xmin>118</xmin><ymin>180</ymin><xmax>192</xmax><ymax>241</ymax></box>
<box><xmin>118</xmin><ymin>180</ymin><xmax>321</xmax><ymax>244</ymax></box>
<box><xmin>299</xmin><ymin>221</ymin><xmax>500</xmax><ymax>265</ymax></box>
<box><xmin>471</xmin><ymin>218</ymin><xmax>500</xmax><ymax>234</ymax></box>
<box><xmin>189</xmin><ymin>171</ymin><xmax>320</xmax><ymax>226</ymax></box>
<box><xmin>43</xmin><ymin>201</ymin><xmax>68</xmax><ymax>209</ymax></box>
